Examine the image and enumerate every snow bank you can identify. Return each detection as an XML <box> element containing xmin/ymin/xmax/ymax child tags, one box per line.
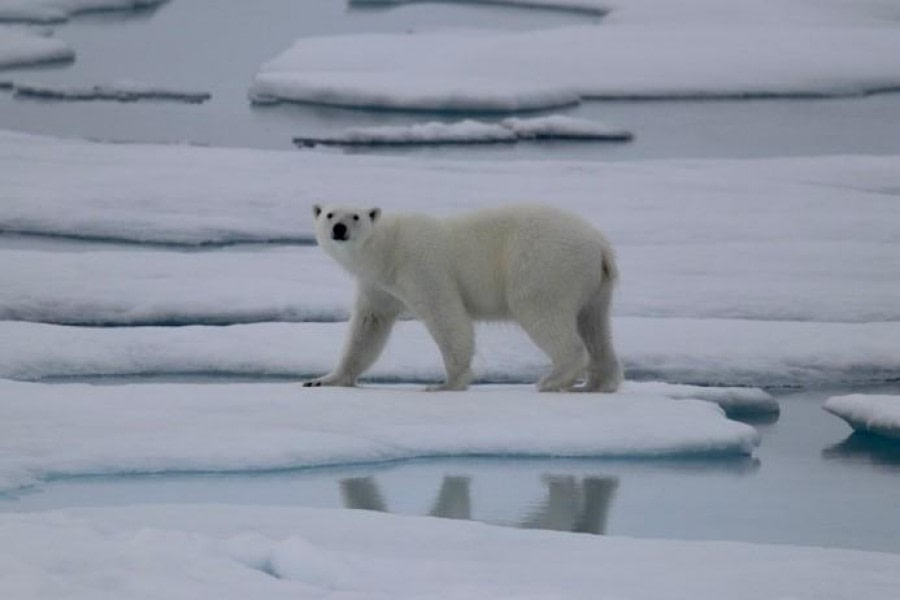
<box><xmin>2</xmin><ymin>319</ymin><xmax>896</xmax><ymax>390</ymax></box>
<box><xmin>0</xmin><ymin>27</ymin><xmax>72</xmax><ymax>69</ymax></box>
<box><xmin>824</xmin><ymin>395</ymin><xmax>900</xmax><ymax>440</ymax></box>
<box><xmin>13</xmin><ymin>80</ymin><xmax>211</xmax><ymax>103</ymax></box>
<box><xmin>294</xmin><ymin>115</ymin><xmax>631</xmax><ymax>147</ymax></box>
<box><xmin>251</xmin><ymin>26</ymin><xmax>900</xmax><ymax>111</ymax></box>
<box><xmin>3</xmin><ymin>504</ymin><xmax>900</xmax><ymax>600</ymax></box>
<box><xmin>0</xmin><ymin>0</ymin><xmax>166</xmax><ymax>24</ymax></box>
<box><xmin>0</xmin><ymin>379</ymin><xmax>759</xmax><ymax>491</ymax></box>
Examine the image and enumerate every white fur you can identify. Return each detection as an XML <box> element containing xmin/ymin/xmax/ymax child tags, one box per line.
<box><xmin>305</xmin><ymin>204</ymin><xmax>622</xmax><ymax>392</ymax></box>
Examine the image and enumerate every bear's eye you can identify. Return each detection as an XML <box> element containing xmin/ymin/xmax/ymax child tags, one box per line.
<box><xmin>326</xmin><ymin>212</ymin><xmax>334</xmax><ymax>220</ymax></box>
<box><xmin>353</xmin><ymin>215</ymin><xmax>360</xmax><ymax>221</ymax></box>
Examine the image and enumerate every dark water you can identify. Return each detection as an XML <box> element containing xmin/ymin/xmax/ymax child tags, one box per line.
<box><xmin>3</xmin><ymin>386</ymin><xmax>899</xmax><ymax>554</ymax></box>
<box><xmin>2</xmin><ymin>0</ymin><xmax>900</xmax><ymax>159</ymax></box>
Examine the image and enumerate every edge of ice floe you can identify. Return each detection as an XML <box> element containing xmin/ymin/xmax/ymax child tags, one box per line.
<box><xmin>12</xmin><ymin>80</ymin><xmax>212</xmax><ymax>103</ymax></box>
<box><xmin>0</xmin><ymin>381</ymin><xmax>760</xmax><ymax>493</ymax></box>
<box><xmin>824</xmin><ymin>395</ymin><xmax>900</xmax><ymax>441</ymax></box>
<box><xmin>293</xmin><ymin>115</ymin><xmax>632</xmax><ymax>148</ymax></box>
<box><xmin>347</xmin><ymin>0</ymin><xmax>610</xmax><ymax>17</ymax></box>
<box><xmin>0</xmin><ymin>27</ymin><xmax>74</xmax><ymax>69</ymax></box>
<box><xmin>0</xmin><ymin>0</ymin><xmax>168</xmax><ymax>24</ymax></box>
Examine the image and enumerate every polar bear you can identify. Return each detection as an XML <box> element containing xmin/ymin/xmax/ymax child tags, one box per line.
<box><xmin>304</xmin><ymin>204</ymin><xmax>622</xmax><ymax>392</ymax></box>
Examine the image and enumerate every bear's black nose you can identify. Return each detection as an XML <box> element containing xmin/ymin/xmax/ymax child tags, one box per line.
<box><xmin>332</xmin><ymin>223</ymin><xmax>348</xmax><ymax>241</ymax></box>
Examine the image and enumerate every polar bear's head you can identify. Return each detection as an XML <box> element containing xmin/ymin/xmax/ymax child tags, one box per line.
<box><xmin>313</xmin><ymin>204</ymin><xmax>381</xmax><ymax>250</ymax></box>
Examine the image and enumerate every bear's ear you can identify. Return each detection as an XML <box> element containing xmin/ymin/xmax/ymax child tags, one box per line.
<box><xmin>369</xmin><ymin>208</ymin><xmax>381</xmax><ymax>222</ymax></box>
<box><xmin>313</xmin><ymin>204</ymin><xmax>322</xmax><ymax>219</ymax></box>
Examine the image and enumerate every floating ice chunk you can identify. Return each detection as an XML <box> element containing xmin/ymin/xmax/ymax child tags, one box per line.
<box><xmin>251</xmin><ymin>70</ymin><xmax>582</xmax><ymax>113</ymax></box>
<box><xmin>3</xmin><ymin>320</ymin><xmax>898</xmax><ymax>391</ymax></box>
<box><xmin>295</xmin><ymin>119</ymin><xmax>517</xmax><ymax>147</ymax></box>
<box><xmin>0</xmin><ymin>0</ymin><xmax>166</xmax><ymax>24</ymax></box>
<box><xmin>0</xmin><ymin>379</ymin><xmax>759</xmax><ymax>491</ymax></box>
<box><xmin>500</xmin><ymin>114</ymin><xmax>632</xmax><ymax>140</ymax></box>
<box><xmin>294</xmin><ymin>115</ymin><xmax>631</xmax><ymax>147</ymax></box>
<box><xmin>824</xmin><ymin>395</ymin><xmax>900</xmax><ymax>441</ymax></box>
<box><xmin>251</xmin><ymin>27</ymin><xmax>900</xmax><ymax>111</ymax></box>
<box><xmin>4</xmin><ymin>505</ymin><xmax>900</xmax><ymax>600</ymax></box>
<box><xmin>13</xmin><ymin>79</ymin><xmax>211</xmax><ymax>103</ymax></box>
<box><xmin>0</xmin><ymin>26</ymin><xmax>72</xmax><ymax>69</ymax></box>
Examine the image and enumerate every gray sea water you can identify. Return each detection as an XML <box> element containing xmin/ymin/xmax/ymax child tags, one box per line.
<box><xmin>1</xmin><ymin>0</ymin><xmax>900</xmax><ymax>159</ymax></box>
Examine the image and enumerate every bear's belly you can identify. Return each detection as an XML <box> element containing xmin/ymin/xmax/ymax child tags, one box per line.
<box><xmin>459</xmin><ymin>285</ymin><xmax>510</xmax><ymax>320</ymax></box>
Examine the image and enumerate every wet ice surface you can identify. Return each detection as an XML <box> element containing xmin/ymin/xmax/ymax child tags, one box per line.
<box><xmin>2</xmin><ymin>386</ymin><xmax>898</xmax><ymax>554</ymax></box>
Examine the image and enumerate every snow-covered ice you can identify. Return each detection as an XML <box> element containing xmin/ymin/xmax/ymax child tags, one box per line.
<box><xmin>12</xmin><ymin>80</ymin><xmax>211</xmax><ymax>103</ymax></box>
<box><xmin>0</xmin><ymin>379</ymin><xmax>760</xmax><ymax>492</ymax></box>
<box><xmin>0</xmin><ymin>0</ymin><xmax>166</xmax><ymax>23</ymax></box>
<box><xmin>294</xmin><ymin>115</ymin><xmax>631</xmax><ymax>147</ymax></box>
<box><xmin>0</xmin><ymin>247</ymin><xmax>349</xmax><ymax>325</ymax></box>
<box><xmin>251</xmin><ymin>14</ymin><xmax>900</xmax><ymax>111</ymax></box>
<box><xmin>1</xmin><ymin>131</ymin><xmax>898</xmax><ymax>320</ymax></box>
<box><xmin>0</xmin><ymin>26</ymin><xmax>72</xmax><ymax>69</ymax></box>
<box><xmin>2</xmin><ymin>319</ymin><xmax>896</xmax><ymax>390</ymax></box>
<box><xmin>1</xmin><ymin>130</ymin><xmax>898</xmax><ymax>388</ymax></box>
<box><xmin>502</xmin><ymin>114</ymin><xmax>631</xmax><ymax>140</ymax></box>
<box><xmin>2</xmin><ymin>238</ymin><xmax>899</xmax><ymax>326</ymax></box>
<box><xmin>2</xmin><ymin>504</ymin><xmax>900</xmax><ymax>600</ymax></box>
<box><xmin>296</xmin><ymin>119</ymin><xmax>519</xmax><ymax>147</ymax></box>
<box><xmin>824</xmin><ymin>395</ymin><xmax>900</xmax><ymax>441</ymax></box>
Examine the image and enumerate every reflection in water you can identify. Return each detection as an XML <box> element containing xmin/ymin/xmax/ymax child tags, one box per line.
<box><xmin>341</xmin><ymin>473</ymin><xmax>618</xmax><ymax>534</ymax></box>
<box><xmin>522</xmin><ymin>475</ymin><xmax>618</xmax><ymax>534</ymax></box>
<box><xmin>822</xmin><ymin>433</ymin><xmax>900</xmax><ymax>470</ymax></box>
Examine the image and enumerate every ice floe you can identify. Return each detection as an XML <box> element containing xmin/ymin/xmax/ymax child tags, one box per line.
<box><xmin>0</xmin><ymin>26</ymin><xmax>72</xmax><ymax>69</ymax></box>
<box><xmin>0</xmin><ymin>247</ymin><xmax>349</xmax><ymax>325</ymax></box>
<box><xmin>3</xmin><ymin>238</ymin><xmax>899</xmax><ymax>325</ymax></box>
<box><xmin>251</xmin><ymin>25</ymin><xmax>900</xmax><ymax>111</ymax></box>
<box><xmin>12</xmin><ymin>79</ymin><xmax>211</xmax><ymax>103</ymax></box>
<box><xmin>0</xmin><ymin>379</ymin><xmax>760</xmax><ymax>491</ymax></box>
<box><xmin>294</xmin><ymin>115</ymin><xmax>632</xmax><ymax>147</ymax></box>
<box><xmin>825</xmin><ymin>395</ymin><xmax>900</xmax><ymax>441</ymax></box>
<box><xmin>2</xmin><ymin>319</ymin><xmax>897</xmax><ymax>390</ymax></box>
<box><xmin>250</xmin><ymin>68</ymin><xmax>583</xmax><ymax>113</ymax></box>
<box><xmin>2</xmin><ymin>504</ymin><xmax>900</xmax><ymax>600</ymax></box>
<box><xmin>0</xmin><ymin>0</ymin><xmax>166</xmax><ymax>24</ymax></box>
<box><xmin>2</xmin><ymin>132</ymin><xmax>898</xmax><ymax>323</ymax></box>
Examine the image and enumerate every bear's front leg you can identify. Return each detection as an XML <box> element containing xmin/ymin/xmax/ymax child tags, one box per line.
<box><xmin>303</xmin><ymin>286</ymin><xmax>403</xmax><ymax>388</ymax></box>
<box><xmin>404</xmin><ymin>291</ymin><xmax>474</xmax><ymax>392</ymax></box>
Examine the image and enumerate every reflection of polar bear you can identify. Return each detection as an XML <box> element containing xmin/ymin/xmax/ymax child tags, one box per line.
<box><xmin>304</xmin><ymin>204</ymin><xmax>622</xmax><ymax>392</ymax></box>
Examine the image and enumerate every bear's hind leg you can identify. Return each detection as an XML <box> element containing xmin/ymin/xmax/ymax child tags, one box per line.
<box><xmin>576</xmin><ymin>286</ymin><xmax>623</xmax><ymax>393</ymax></box>
<box><xmin>512</xmin><ymin>303</ymin><xmax>588</xmax><ymax>392</ymax></box>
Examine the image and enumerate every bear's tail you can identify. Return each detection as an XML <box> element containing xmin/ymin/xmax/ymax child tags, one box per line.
<box><xmin>601</xmin><ymin>246</ymin><xmax>619</xmax><ymax>284</ymax></box>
